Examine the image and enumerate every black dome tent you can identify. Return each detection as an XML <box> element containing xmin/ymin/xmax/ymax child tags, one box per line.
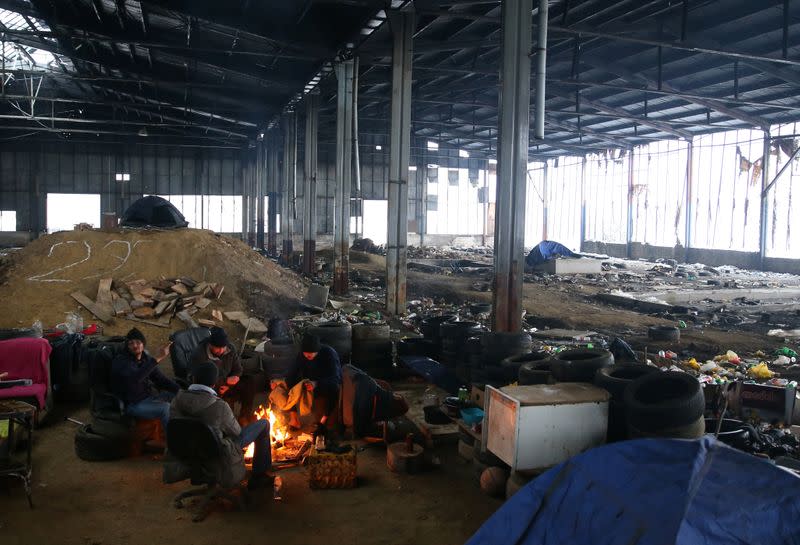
<box><xmin>119</xmin><ymin>196</ymin><xmax>189</xmax><ymax>229</ymax></box>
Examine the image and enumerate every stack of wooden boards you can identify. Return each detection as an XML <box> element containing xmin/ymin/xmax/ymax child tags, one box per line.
<box><xmin>71</xmin><ymin>277</ymin><xmax>226</xmax><ymax>329</ymax></box>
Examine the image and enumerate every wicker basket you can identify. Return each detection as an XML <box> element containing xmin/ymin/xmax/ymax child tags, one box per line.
<box><xmin>307</xmin><ymin>447</ymin><xmax>357</xmax><ymax>489</ymax></box>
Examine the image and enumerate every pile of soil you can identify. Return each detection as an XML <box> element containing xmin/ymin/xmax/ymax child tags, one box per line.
<box><xmin>0</xmin><ymin>228</ymin><xmax>307</xmax><ymax>346</ymax></box>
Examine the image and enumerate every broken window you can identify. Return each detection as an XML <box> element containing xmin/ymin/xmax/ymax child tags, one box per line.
<box><xmin>46</xmin><ymin>193</ymin><xmax>101</xmax><ymax>233</ymax></box>
<box><xmin>0</xmin><ymin>210</ymin><xmax>16</xmax><ymax>231</ymax></box>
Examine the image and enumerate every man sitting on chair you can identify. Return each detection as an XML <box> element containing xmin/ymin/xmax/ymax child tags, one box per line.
<box><xmin>170</xmin><ymin>361</ymin><xmax>273</xmax><ymax>490</ymax></box>
<box><xmin>111</xmin><ymin>328</ymin><xmax>178</xmax><ymax>433</ymax></box>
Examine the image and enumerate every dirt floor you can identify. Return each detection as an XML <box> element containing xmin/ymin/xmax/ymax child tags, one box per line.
<box><xmin>2</xmin><ymin>401</ymin><xmax>499</xmax><ymax>545</ymax></box>
<box><xmin>2</xmin><ymin>241</ymin><xmax>798</xmax><ymax>544</ymax></box>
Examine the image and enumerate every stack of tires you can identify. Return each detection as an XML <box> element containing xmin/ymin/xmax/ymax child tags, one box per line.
<box><xmin>515</xmin><ymin>352</ymin><xmax>552</xmax><ymax>385</ymax></box>
<box><xmin>482</xmin><ymin>332</ymin><xmax>533</xmax><ymax>382</ymax></box>
<box><xmin>420</xmin><ymin>315</ymin><xmax>456</xmax><ymax>360</ymax></box>
<box><xmin>440</xmin><ymin>321</ymin><xmax>483</xmax><ymax>373</ymax></box>
<box><xmin>397</xmin><ymin>336</ymin><xmax>435</xmax><ymax>359</ymax></box>
<box><xmin>260</xmin><ymin>339</ymin><xmax>298</xmax><ymax>380</ymax></box>
<box><xmin>307</xmin><ymin>321</ymin><xmax>352</xmax><ymax>363</ymax></box>
<box><xmin>351</xmin><ymin>324</ymin><xmax>392</xmax><ymax>379</ymax></box>
<box><xmin>549</xmin><ymin>348</ymin><xmax>614</xmax><ymax>382</ymax></box>
<box><xmin>624</xmin><ymin>371</ymin><xmax>705</xmax><ymax>439</ymax></box>
<box><xmin>470</xmin><ymin>332</ymin><xmax>533</xmax><ymax>387</ymax></box>
<box><xmin>594</xmin><ymin>364</ymin><xmax>658</xmax><ymax>441</ymax></box>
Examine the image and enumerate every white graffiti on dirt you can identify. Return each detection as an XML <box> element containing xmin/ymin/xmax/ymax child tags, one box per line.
<box><xmin>28</xmin><ymin>240</ymin><xmax>92</xmax><ymax>282</ymax></box>
<box><xmin>81</xmin><ymin>240</ymin><xmax>147</xmax><ymax>279</ymax></box>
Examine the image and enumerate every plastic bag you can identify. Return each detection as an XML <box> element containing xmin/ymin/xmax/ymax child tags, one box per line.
<box><xmin>64</xmin><ymin>312</ymin><xmax>83</xmax><ymax>334</ymax></box>
<box><xmin>31</xmin><ymin>320</ymin><xmax>43</xmax><ymax>338</ymax></box>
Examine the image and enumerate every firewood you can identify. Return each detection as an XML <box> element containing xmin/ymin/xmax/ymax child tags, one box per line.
<box><xmin>195</xmin><ymin>297</ymin><xmax>212</xmax><ymax>309</ymax></box>
<box><xmin>153</xmin><ymin>301</ymin><xmax>170</xmax><ymax>317</ymax></box>
<box><xmin>170</xmin><ymin>283</ymin><xmax>189</xmax><ymax>295</ymax></box>
<box><xmin>212</xmin><ymin>310</ymin><xmax>224</xmax><ymax>322</ymax></box>
<box><xmin>134</xmin><ymin>307</ymin><xmax>156</xmax><ymax>319</ymax></box>
<box><xmin>96</xmin><ymin>278</ymin><xmax>113</xmax><ymax>308</ymax></box>
<box><xmin>198</xmin><ymin>319</ymin><xmax>216</xmax><ymax>327</ymax></box>
<box><xmin>211</xmin><ymin>283</ymin><xmax>225</xmax><ymax>299</ymax></box>
<box><xmin>179</xmin><ymin>277</ymin><xmax>197</xmax><ymax>288</ymax></box>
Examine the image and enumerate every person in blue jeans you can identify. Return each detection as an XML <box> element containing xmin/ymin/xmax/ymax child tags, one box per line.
<box><xmin>171</xmin><ymin>361</ymin><xmax>273</xmax><ymax>490</ymax></box>
<box><xmin>110</xmin><ymin>328</ymin><xmax>179</xmax><ymax>433</ymax></box>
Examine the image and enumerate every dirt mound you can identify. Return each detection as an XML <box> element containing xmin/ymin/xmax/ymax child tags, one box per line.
<box><xmin>0</xmin><ymin>229</ymin><xmax>306</xmax><ymax>345</ymax></box>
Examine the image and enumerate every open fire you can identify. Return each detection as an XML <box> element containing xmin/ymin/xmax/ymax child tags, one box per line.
<box><xmin>244</xmin><ymin>404</ymin><xmax>289</xmax><ymax>460</ymax></box>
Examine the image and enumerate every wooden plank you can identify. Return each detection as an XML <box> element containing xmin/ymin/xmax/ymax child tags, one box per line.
<box><xmin>96</xmin><ymin>278</ymin><xmax>113</xmax><ymax>308</ymax></box>
<box><xmin>239</xmin><ymin>317</ymin><xmax>268</xmax><ymax>334</ymax></box>
<box><xmin>179</xmin><ymin>277</ymin><xmax>197</xmax><ymax>288</ymax></box>
<box><xmin>193</xmin><ymin>281</ymin><xmax>209</xmax><ymax>294</ymax></box>
<box><xmin>134</xmin><ymin>307</ymin><xmax>156</xmax><ymax>319</ymax></box>
<box><xmin>114</xmin><ymin>282</ymin><xmax>133</xmax><ymax>301</ymax></box>
<box><xmin>224</xmin><ymin>311</ymin><xmax>249</xmax><ymax>321</ymax></box>
<box><xmin>153</xmin><ymin>300</ymin><xmax>170</xmax><ymax>316</ymax></box>
<box><xmin>212</xmin><ymin>310</ymin><xmax>224</xmax><ymax>322</ymax></box>
<box><xmin>171</xmin><ymin>283</ymin><xmax>189</xmax><ymax>296</ymax></box>
<box><xmin>176</xmin><ymin>310</ymin><xmax>199</xmax><ymax>329</ymax></box>
<box><xmin>139</xmin><ymin>287</ymin><xmax>156</xmax><ymax>298</ymax></box>
<box><xmin>195</xmin><ymin>297</ymin><xmax>212</xmax><ymax>309</ymax></box>
<box><xmin>124</xmin><ymin>315</ymin><xmax>171</xmax><ymax>329</ymax></box>
<box><xmin>212</xmin><ymin>283</ymin><xmax>225</xmax><ymax>299</ymax></box>
<box><xmin>71</xmin><ymin>292</ymin><xmax>114</xmax><ymax>322</ymax></box>
<box><xmin>198</xmin><ymin>319</ymin><xmax>216</xmax><ymax>327</ymax></box>
<box><xmin>112</xmin><ymin>296</ymin><xmax>132</xmax><ymax>317</ymax></box>
<box><xmin>151</xmin><ymin>290</ymin><xmax>166</xmax><ymax>302</ymax></box>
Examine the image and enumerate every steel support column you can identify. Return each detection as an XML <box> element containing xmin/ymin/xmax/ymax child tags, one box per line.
<box><xmin>282</xmin><ymin>112</ymin><xmax>297</xmax><ymax>263</ymax></box>
<box><xmin>303</xmin><ymin>94</ymin><xmax>320</xmax><ymax>276</ymax></box>
<box><xmin>256</xmin><ymin>139</ymin><xmax>265</xmax><ymax>249</ymax></box>
<box><xmin>492</xmin><ymin>0</ymin><xmax>532</xmax><ymax>333</ymax></box>
<box><xmin>759</xmin><ymin>131</ymin><xmax>772</xmax><ymax>268</ymax></box>
<box><xmin>241</xmin><ymin>157</ymin><xmax>249</xmax><ymax>243</ymax></box>
<box><xmin>579</xmin><ymin>156</ymin><xmax>587</xmax><ymax>251</ymax></box>
<box><xmin>684</xmin><ymin>139</ymin><xmax>694</xmax><ymax>260</ymax></box>
<box><xmin>386</xmin><ymin>8</ymin><xmax>414</xmax><ymax>316</ymax></box>
<box><xmin>626</xmin><ymin>149</ymin><xmax>634</xmax><ymax>258</ymax></box>
<box><xmin>248</xmin><ymin>143</ymin><xmax>258</xmax><ymax>247</ymax></box>
<box><xmin>333</xmin><ymin>58</ymin><xmax>356</xmax><ymax>295</ymax></box>
<box><xmin>267</xmin><ymin>132</ymin><xmax>279</xmax><ymax>256</ymax></box>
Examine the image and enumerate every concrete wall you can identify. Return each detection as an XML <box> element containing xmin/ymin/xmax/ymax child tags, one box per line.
<box><xmin>582</xmin><ymin>240</ymin><xmax>799</xmax><ymax>274</ymax></box>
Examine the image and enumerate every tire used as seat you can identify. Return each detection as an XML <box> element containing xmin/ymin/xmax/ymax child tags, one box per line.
<box><xmin>647</xmin><ymin>325</ymin><xmax>680</xmax><ymax>342</ymax></box>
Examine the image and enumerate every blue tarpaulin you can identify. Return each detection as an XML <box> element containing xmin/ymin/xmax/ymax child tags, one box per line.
<box><xmin>525</xmin><ymin>240</ymin><xmax>579</xmax><ymax>267</ymax></box>
<box><xmin>467</xmin><ymin>437</ymin><xmax>800</xmax><ymax>545</ymax></box>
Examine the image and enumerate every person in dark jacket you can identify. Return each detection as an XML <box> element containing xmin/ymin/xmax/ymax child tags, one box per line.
<box><xmin>189</xmin><ymin>327</ymin><xmax>256</xmax><ymax>424</ymax></box>
<box><xmin>110</xmin><ymin>328</ymin><xmax>179</xmax><ymax>432</ymax></box>
<box><xmin>283</xmin><ymin>333</ymin><xmax>342</xmax><ymax>429</ymax></box>
<box><xmin>170</xmin><ymin>362</ymin><xmax>273</xmax><ymax>490</ymax></box>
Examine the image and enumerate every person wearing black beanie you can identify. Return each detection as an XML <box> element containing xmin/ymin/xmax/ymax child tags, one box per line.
<box><xmin>281</xmin><ymin>332</ymin><xmax>342</xmax><ymax>430</ymax></box>
<box><xmin>189</xmin><ymin>326</ymin><xmax>256</xmax><ymax>425</ymax></box>
<box><xmin>110</xmin><ymin>328</ymin><xmax>179</xmax><ymax>433</ymax></box>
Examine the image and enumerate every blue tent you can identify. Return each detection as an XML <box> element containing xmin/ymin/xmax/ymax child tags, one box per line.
<box><xmin>467</xmin><ymin>437</ymin><xmax>800</xmax><ymax>545</ymax></box>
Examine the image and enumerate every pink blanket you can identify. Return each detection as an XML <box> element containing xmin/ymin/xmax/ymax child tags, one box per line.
<box><xmin>0</xmin><ymin>337</ymin><xmax>52</xmax><ymax>409</ymax></box>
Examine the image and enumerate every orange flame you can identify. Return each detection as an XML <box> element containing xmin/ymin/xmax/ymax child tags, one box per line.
<box><xmin>244</xmin><ymin>404</ymin><xmax>288</xmax><ymax>460</ymax></box>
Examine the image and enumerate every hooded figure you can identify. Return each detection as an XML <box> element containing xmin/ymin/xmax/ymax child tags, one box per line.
<box><xmin>170</xmin><ymin>361</ymin><xmax>272</xmax><ymax>490</ymax></box>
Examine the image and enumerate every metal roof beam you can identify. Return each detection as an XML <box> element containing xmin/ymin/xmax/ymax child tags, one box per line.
<box><xmin>579</xmin><ymin>56</ymin><xmax>770</xmax><ymax>129</ymax></box>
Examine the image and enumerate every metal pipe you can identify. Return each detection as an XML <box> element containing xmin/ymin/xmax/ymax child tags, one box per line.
<box><xmin>352</xmin><ymin>57</ymin><xmax>363</xmax><ymax>239</ymax></box>
<box><xmin>533</xmin><ymin>0</ymin><xmax>547</xmax><ymax>140</ymax></box>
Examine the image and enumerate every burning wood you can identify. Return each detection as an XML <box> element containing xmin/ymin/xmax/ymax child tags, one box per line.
<box><xmin>244</xmin><ymin>404</ymin><xmax>307</xmax><ymax>464</ymax></box>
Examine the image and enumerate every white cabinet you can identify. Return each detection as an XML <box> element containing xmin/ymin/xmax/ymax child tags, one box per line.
<box><xmin>485</xmin><ymin>383</ymin><xmax>609</xmax><ymax>472</ymax></box>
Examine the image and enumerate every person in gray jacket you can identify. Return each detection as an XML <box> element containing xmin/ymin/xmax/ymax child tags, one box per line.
<box><xmin>170</xmin><ymin>361</ymin><xmax>273</xmax><ymax>490</ymax></box>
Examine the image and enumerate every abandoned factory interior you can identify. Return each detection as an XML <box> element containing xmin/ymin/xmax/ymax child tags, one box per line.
<box><xmin>2</xmin><ymin>1</ymin><xmax>800</xmax><ymax>544</ymax></box>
